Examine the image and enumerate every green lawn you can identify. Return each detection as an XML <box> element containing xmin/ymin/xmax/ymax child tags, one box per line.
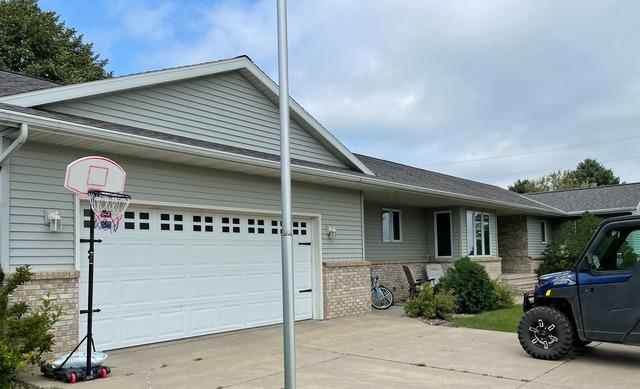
<box><xmin>453</xmin><ymin>305</ymin><xmax>523</xmax><ymax>333</ymax></box>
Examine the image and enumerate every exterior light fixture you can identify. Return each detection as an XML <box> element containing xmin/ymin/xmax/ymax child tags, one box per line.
<box><xmin>327</xmin><ymin>226</ymin><xmax>337</xmax><ymax>240</ymax></box>
<box><xmin>45</xmin><ymin>210</ymin><xmax>63</xmax><ymax>232</ymax></box>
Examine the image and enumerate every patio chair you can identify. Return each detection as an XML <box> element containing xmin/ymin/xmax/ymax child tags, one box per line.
<box><xmin>402</xmin><ymin>265</ymin><xmax>424</xmax><ymax>299</ymax></box>
<box><xmin>425</xmin><ymin>263</ymin><xmax>445</xmax><ymax>291</ymax></box>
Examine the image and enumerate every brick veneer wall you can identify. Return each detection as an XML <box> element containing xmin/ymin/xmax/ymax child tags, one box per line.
<box><xmin>322</xmin><ymin>260</ymin><xmax>371</xmax><ymax>319</ymax></box>
<box><xmin>369</xmin><ymin>260</ymin><xmax>428</xmax><ymax>302</ymax></box>
<box><xmin>497</xmin><ymin>215</ymin><xmax>532</xmax><ymax>273</ymax></box>
<box><xmin>10</xmin><ymin>271</ymin><xmax>80</xmax><ymax>359</ymax></box>
<box><xmin>370</xmin><ymin>257</ymin><xmax>502</xmax><ymax>302</ymax></box>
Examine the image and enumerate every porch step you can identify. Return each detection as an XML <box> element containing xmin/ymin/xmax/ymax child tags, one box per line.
<box><xmin>501</xmin><ymin>273</ymin><xmax>538</xmax><ymax>294</ymax></box>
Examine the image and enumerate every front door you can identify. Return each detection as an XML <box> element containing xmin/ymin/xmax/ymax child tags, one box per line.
<box><xmin>578</xmin><ymin>221</ymin><xmax>640</xmax><ymax>342</ymax></box>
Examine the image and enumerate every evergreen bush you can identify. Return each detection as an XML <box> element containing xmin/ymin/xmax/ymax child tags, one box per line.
<box><xmin>439</xmin><ymin>257</ymin><xmax>496</xmax><ymax>313</ymax></box>
<box><xmin>0</xmin><ymin>266</ymin><xmax>62</xmax><ymax>387</ymax></box>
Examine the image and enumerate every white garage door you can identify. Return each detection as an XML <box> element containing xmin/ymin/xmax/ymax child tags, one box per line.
<box><xmin>79</xmin><ymin>205</ymin><xmax>314</xmax><ymax>350</ymax></box>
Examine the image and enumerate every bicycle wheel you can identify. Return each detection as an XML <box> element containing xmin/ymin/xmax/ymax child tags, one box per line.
<box><xmin>371</xmin><ymin>286</ymin><xmax>394</xmax><ymax>310</ymax></box>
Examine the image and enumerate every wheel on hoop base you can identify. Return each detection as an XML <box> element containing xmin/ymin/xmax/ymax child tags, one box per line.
<box><xmin>68</xmin><ymin>372</ymin><xmax>77</xmax><ymax>384</ymax></box>
<box><xmin>100</xmin><ymin>367</ymin><xmax>109</xmax><ymax>378</ymax></box>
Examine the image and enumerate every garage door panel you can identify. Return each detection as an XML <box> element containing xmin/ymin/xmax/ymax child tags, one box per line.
<box><xmin>191</xmin><ymin>245</ymin><xmax>221</xmax><ymax>267</ymax></box>
<box><xmin>247</xmin><ymin>302</ymin><xmax>271</xmax><ymax>325</ymax></box>
<box><xmin>220</xmin><ymin>305</ymin><xmax>243</xmax><ymax>328</ymax></box>
<box><xmin>190</xmin><ymin>307</ymin><xmax>217</xmax><ymax>333</ymax></box>
<box><xmin>80</xmin><ymin>206</ymin><xmax>314</xmax><ymax>350</ymax></box>
<box><xmin>246</xmin><ymin>273</ymin><xmax>269</xmax><ymax>294</ymax></box>
<box><xmin>119</xmin><ymin>278</ymin><xmax>156</xmax><ymax>307</ymax></box>
<box><xmin>220</xmin><ymin>274</ymin><xmax>244</xmax><ymax>297</ymax></box>
<box><xmin>89</xmin><ymin>317</ymin><xmax>119</xmax><ymax>349</ymax></box>
<box><xmin>157</xmin><ymin>311</ymin><xmax>188</xmax><ymax>338</ymax></box>
<box><xmin>120</xmin><ymin>313</ymin><xmax>155</xmax><ymax>343</ymax></box>
<box><xmin>191</xmin><ymin>275</ymin><xmax>218</xmax><ymax>299</ymax></box>
<box><xmin>157</xmin><ymin>244</ymin><xmax>188</xmax><ymax>269</ymax></box>
<box><xmin>158</xmin><ymin>277</ymin><xmax>188</xmax><ymax>303</ymax></box>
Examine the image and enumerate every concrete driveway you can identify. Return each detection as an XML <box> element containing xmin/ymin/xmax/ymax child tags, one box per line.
<box><xmin>22</xmin><ymin>306</ymin><xmax>640</xmax><ymax>388</ymax></box>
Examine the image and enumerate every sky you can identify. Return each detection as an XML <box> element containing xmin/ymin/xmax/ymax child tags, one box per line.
<box><xmin>39</xmin><ymin>0</ymin><xmax>640</xmax><ymax>188</ymax></box>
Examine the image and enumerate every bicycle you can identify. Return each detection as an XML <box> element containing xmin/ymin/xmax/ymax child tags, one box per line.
<box><xmin>371</xmin><ymin>275</ymin><xmax>394</xmax><ymax>310</ymax></box>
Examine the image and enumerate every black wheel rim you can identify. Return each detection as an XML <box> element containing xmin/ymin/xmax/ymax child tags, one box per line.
<box><xmin>528</xmin><ymin>318</ymin><xmax>559</xmax><ymax>350</ymax></box>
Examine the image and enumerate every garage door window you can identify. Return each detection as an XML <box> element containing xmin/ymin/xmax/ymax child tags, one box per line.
<box><xmin>84</xmin><ymin>209</ymin><xmax>152</xmax><ymax>230</ymax></box>
<box><xmin>222</xmin><ymin>217</ymin><xmax>240</xmax><ymax>233</ymax></box>
<box><xmin>161</xmin><ymin>213</ymin><xmax>184</xmax><ymax>231</ymax></box>
<box><xmin>248</xmin><ymin>219</ymin><xmax>265</xmax><ymax>234</ymax></box>
<box><xmin>192</xmin><ymin>215</ymin><xmax>214</xmax><ymax>232</ymax></box>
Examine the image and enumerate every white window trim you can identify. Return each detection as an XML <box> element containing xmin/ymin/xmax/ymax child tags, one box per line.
<box><xmin>434</xmin><ymin>210</ymin><xmax>453</xmax><ymax>258</ymax></box>
<box><xmin>466</xmin><ymin>210</ymin><xmax>493</xmax><ymax>257</ymax></box>
<box><xmin>382</xmin><ymin>208</ymin><xmax>402</xmax><ymax>243</ymax></box>
<box><xmin>541</xmin><ymin>220</ymin><xmax>548</xmax><ymax>243</ymax></box>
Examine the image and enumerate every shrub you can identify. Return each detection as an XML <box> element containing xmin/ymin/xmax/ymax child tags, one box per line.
<box><xmin>439</xmin><ymin>257</ymin><xmax>496</xmax><ymax>313</ymax></box>
<box><xmin>0</xmin><ymin>266</ymin><xmax>62</xmax><ymax>387</ymax></box>
<box><xmin>537</xmin><ymin>212</ymin><xmax>601</xmax><ymax>276</ymax></box>
<box><xmin>403</xmin><ymin>284</ymin><xmax>456</xmax><ymax>320</ymax></box>
<box><xmin>492</xmin><ymin>280</ymin><xmax>515</xmax><ymax>309</ymax></box>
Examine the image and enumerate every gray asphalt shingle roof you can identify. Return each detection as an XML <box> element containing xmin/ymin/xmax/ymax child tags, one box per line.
<box><xmin>0</xmin><ymin>70</ymin><xmax>59</xmax><ymax>97</ymax></box>
<box><xmin>0</xmin><ymin>103</ymin><xmax>362</xmax><ymax>176</ymax></box>
<box><xmin>354</xmin><ymin>154</ymin><xmax>557</xmax><ymax>211</ymax></box>
<box><xmin>0</xmin><ymin>102</ymin><xmax>559</xmax><ymax>213</ymax></box>
<box><xmin>524</xmin><ymin>183</ymin><xmax>640</xmax><ymax>213</ymax></box>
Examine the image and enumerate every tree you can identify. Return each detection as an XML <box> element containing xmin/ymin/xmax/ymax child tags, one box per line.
<box><xmin>568</xmin><ymin>158</ymin><xmax>620</xmax><ymax>187</ymax></box>
<box><xmin>537</xmin><ymin>212</ymin><xmax>601</xmax><ymax>275</ymax></box>
<box><xmin>0</xmin><ymin>0</ymin><xmax>111</xmax><ymax>84</ymax></box>
<box><xmin>508</xmin><ymin>179</ymin><xmax>540</xmax><ymax>194</ymax></box>
<box><xmin>508</xmin><ymin>158</ymin><xmax>620</xmax><ymax>193</ymax></box>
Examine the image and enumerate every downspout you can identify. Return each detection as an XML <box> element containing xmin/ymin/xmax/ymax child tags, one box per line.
<box><xmin>0</xmin><ymin>123</ymin><xmax>29</xmax><ymax>166</ymax></box>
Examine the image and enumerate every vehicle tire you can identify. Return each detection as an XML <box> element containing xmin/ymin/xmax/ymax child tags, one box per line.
<box><xmin>518</xmin><ymin>306</ymin><xmax>573</xmax><ymax>360</ymax></box>
<box><xmin>371</xmin><ymin>286</ymin><xmax>394</xmax><ymax>310</ymax></box>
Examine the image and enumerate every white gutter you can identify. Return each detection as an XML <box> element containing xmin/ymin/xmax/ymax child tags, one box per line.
<box><xmin>0</xmin><ymin>123</ymin><xmax>28</xmax><ymax>166</ymax></box>
<box><xmin>566</xmin><ymin>206</ymin><xmax>638</xmax><ymax>216</ymax></box>
<box><xmin>0</xmin><ymin>108</ymin><xmax>563</xmax><ymax>216</ymax></box>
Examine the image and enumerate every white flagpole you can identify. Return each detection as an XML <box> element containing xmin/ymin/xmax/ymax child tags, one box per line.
<box><xmin>276</xmin><ymin>0</ymin><xmax>296</xmax><ymax>388</ymax></box>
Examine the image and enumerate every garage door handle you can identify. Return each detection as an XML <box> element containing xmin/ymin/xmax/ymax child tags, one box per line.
<box><xmin>298</xmin><ymin>242</ymin><xmax>311</xmax><ymax>246</ymax></box>
<box><xmin>299</xmin><ymin>289</ymin><xmax>312</xmax><ymax>293</ymax></box>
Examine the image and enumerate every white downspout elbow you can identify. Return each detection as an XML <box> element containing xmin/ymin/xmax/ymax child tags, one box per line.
<box><xmin>0</xmin><ymin>123</ymin><xmax>28</xmax><ymax>166</ymax></box>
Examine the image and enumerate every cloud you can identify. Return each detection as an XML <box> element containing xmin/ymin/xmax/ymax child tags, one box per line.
<box><xmin>86</xmin><ymin>0</ymin><xmax>640</xmax><ymax>187</ymax></box>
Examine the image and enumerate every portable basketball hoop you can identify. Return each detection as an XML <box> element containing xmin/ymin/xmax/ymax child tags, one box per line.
<box><xmin>43</xmin><ymin>156</ymin><xmax>131</xmax><ymax>384</ymax></box>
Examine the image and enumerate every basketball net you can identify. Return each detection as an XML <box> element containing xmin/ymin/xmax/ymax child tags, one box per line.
<box><xmin>88</xmin><ymin>190</ymin><xmax>131</xmax><ymax>232</ymax></box>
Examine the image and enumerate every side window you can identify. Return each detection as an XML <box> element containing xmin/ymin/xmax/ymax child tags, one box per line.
<box><xmin>540</xmin><ymin>221</ymin><xmax>547</xmax><ymax>243</ymax></box>
<box><xmin>591</xmin><ymin>227</ymin><xmax>640</xmax><ymax>272</ymax></box>
<box><xmin>382</xmin><ymin>209</ymin><xmax>401</xmax><ymax>242</ymax></box>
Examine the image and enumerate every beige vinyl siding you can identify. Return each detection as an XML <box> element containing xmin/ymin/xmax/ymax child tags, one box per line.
<box><xmin>426</xmin><ymin>207</ymin><xmax>461</xmax><ymax>259</ymax></box>
<box><xmin>460</xmin><ymin>208</ymin><xmax>498</xmax><ymax>257</ymax></box>
<box><xmin>42</xmin><ymin>71</ymin><xmax>348</xmax><ymax>169</ymax></box>
<box><xmin>8</xmin><ymin>143</ymin><xmax>363</xmax><ymax>271</ymax></box>
<box><xmin>527</xmin><ymin>217</ymin><xmax>550</xmax><ymax>258</ymax></box>
<box><xmin>363</xmin><ymin>202</ymin><xmax>426</xmax><ymax>260</ymax></box>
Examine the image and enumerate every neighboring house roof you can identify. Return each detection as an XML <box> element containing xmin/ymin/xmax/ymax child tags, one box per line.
<box><xmin>0</xmin><ymin>70</ymin><xmax>59</xmax><ymax>97</ymax></box>
<box><xmin>355</xmin><ymin>154</ymin><xmax>560</xmax><ymax>212</ymax></box>
<box><xmin>0</xmin><ymin>56</ymin><xmax>374</xmax><ymax>175</ymax></box>
<box><xmin>524</xmin><ymin>183</ymin><xmax>640</xmax><ymax>215</ymax></box>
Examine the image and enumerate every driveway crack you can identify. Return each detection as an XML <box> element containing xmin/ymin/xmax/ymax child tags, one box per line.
<box><xmin>223</xmin><ymin>353</ymin><xmax>348</xmax><ymax>388</ymax></box>
<box><xmin>298</xmin><ymin>345</ymin><xmax>530</xmax><ymax>383</ymax></box>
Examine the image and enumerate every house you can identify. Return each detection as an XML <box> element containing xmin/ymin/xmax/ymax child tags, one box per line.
<box><xmin>1</xmin><ymin>56</ymin><xmax>639</xmax><ymax>355</ymax></box>
<box><xmin>497</xmin><ymin>184</ymin><xmax>640</xmax><ymax>275</ymax></box>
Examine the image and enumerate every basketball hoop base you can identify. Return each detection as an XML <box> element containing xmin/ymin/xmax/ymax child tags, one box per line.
<box><xmin>42</xmin><ymin>364</ymin><xmax>111</xmax><ymax>384</ymax></box>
